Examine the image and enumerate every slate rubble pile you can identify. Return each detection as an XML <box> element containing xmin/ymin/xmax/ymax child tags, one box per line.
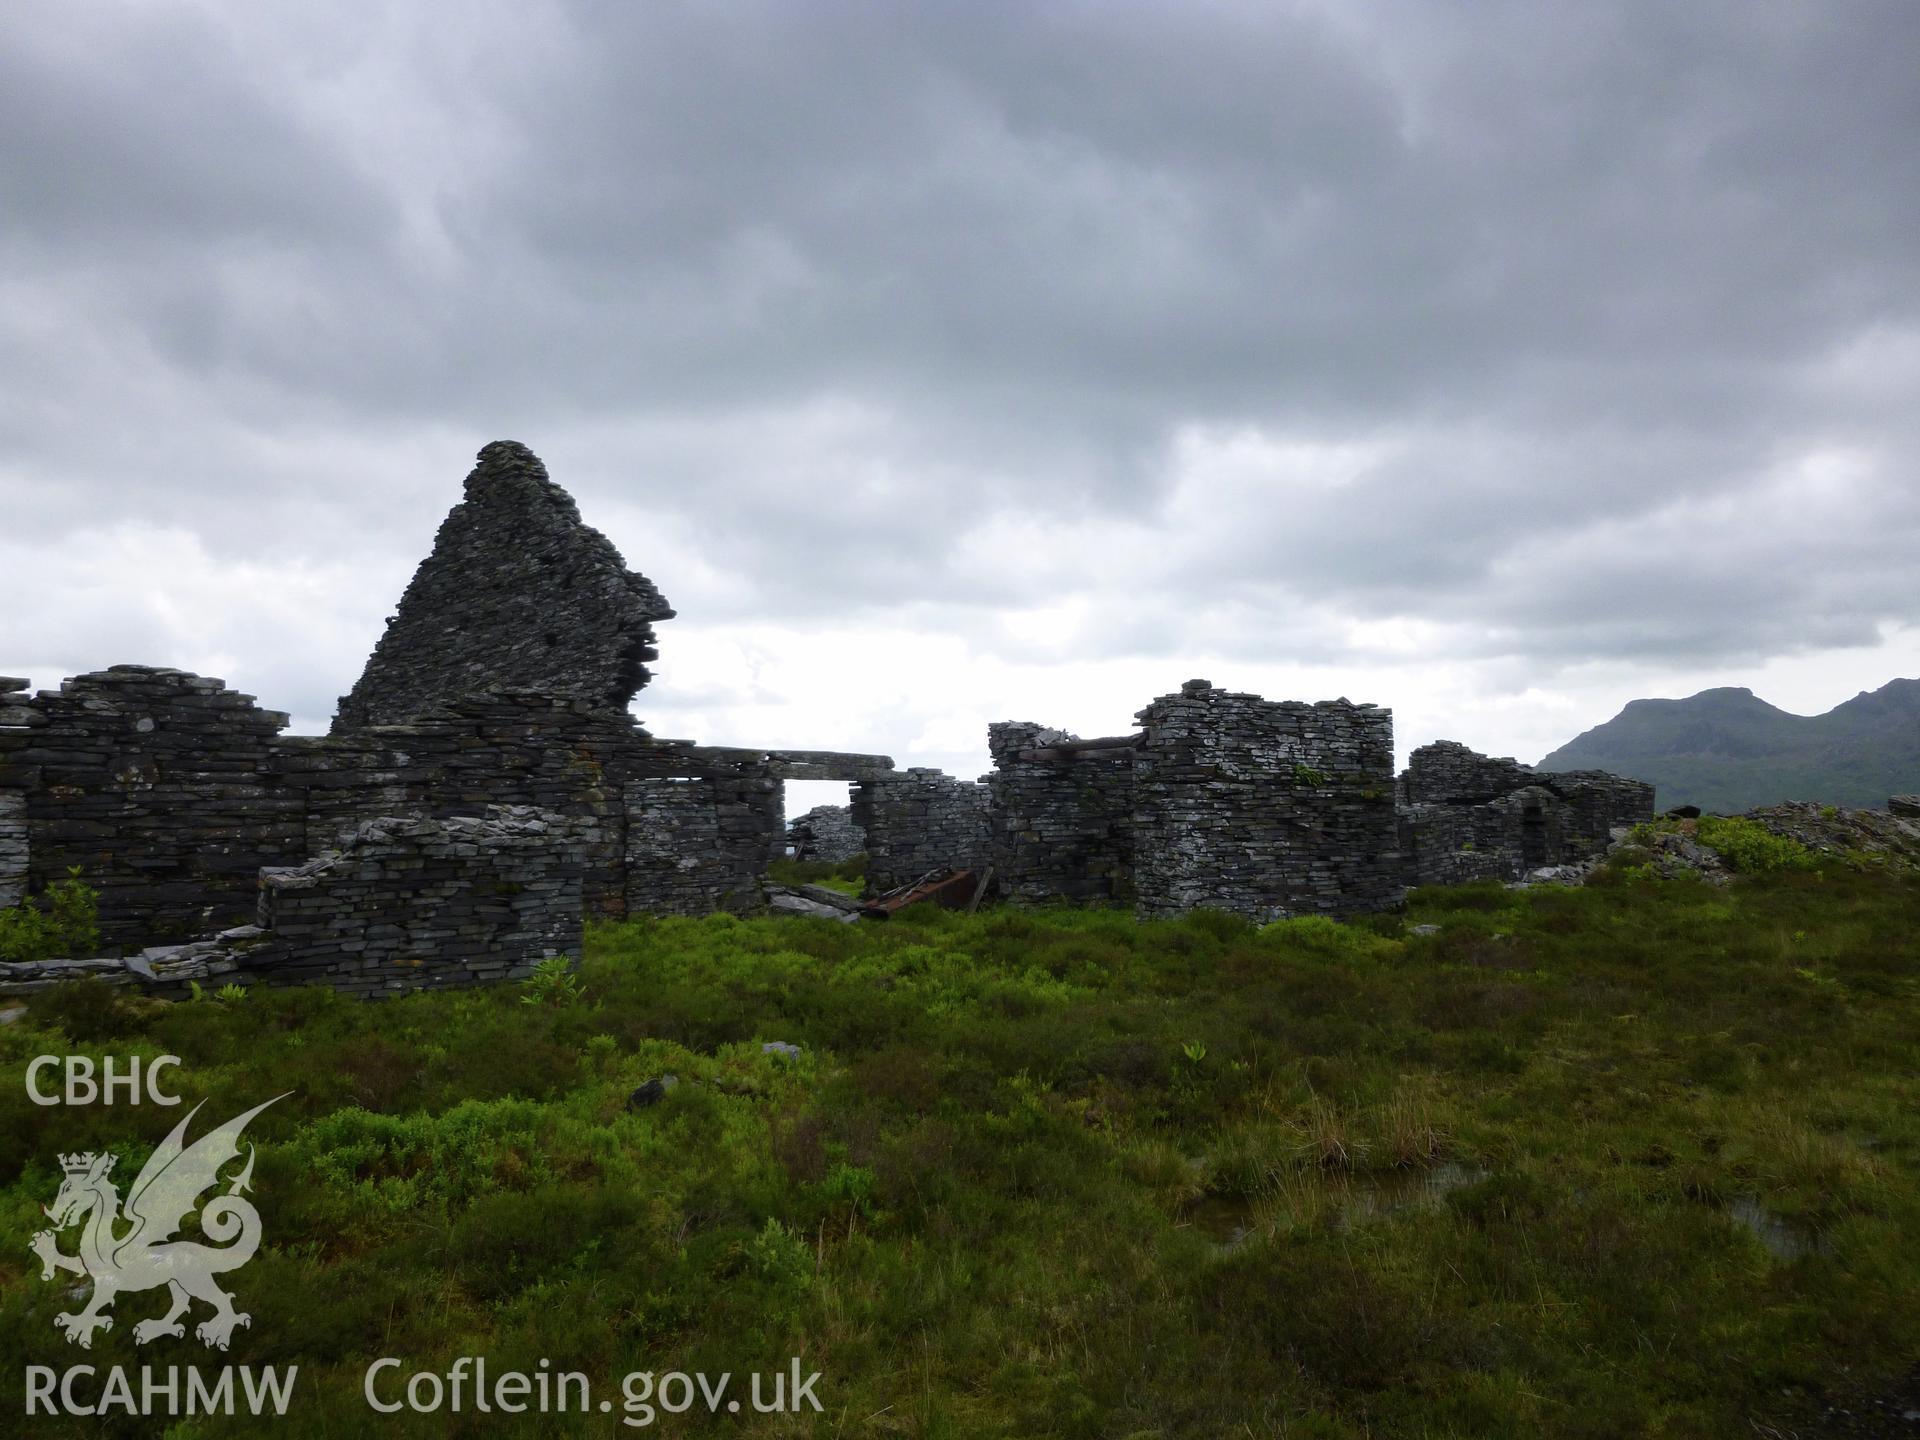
<box><xmin>1745</xmin><ymin>800</ymin><xmax>1920</xmax><ymax>871</ymax></box>
<box><xmin>785</xmin><ymin>804</ymin><xmax>865</xmax><ymax>864</ymax></box>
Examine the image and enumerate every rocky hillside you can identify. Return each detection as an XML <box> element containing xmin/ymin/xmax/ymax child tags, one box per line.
<box><xmin>1539</xmin><ymin>679</ymin><xmax>1920</xmax><ymax>812</ymax></box>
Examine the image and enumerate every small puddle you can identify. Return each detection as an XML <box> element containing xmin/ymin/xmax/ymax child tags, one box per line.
<box><xmin>1336</xmin><ymin>1162</ymin><xmax>1488</xmax><ymax>1226</ymax></box>
<box><xmin>1185</xmin><ymin>1194</ymin><xmax>1261</xmax><ymax>1250</ymax></box>
<box><xmin>1185</xmin><ymin>1162</ymin><xmax>1489</xmax><ymax>1250</ymax></box>
<box><xmin>1727</xmin><ymin>1195</ymin><xmax>1829</xmax><ymax>1261</ymax></box>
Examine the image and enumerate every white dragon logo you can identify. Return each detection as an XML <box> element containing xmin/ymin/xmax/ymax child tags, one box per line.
<box><xmin>29</xmin><ymin>1094</ymin><xmax>287</xmax><ymax>1351</ymax></box>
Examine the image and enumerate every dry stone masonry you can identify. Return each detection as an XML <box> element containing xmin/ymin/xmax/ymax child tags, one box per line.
<box><xmin>2</xmin><ymin>807</ymin><xmax>586</xmax><ymax>998</ymax></box>
<box><xmin>256</xmin><ymin>807</ymin><xmax>585</xmax><ymax>996</ymax></box>
<box><xmin>334</xmin><ymin>440</ymin><xmax>673</xmax><ymax>731</ymax></box>
<box><xmin>1397</xmin><ymin>740</ymin><xmax>1654</xmax><ymax>886</ymax></box>
<box><xmin>851</xmin><ymin>770</ymin><xmax>991</xmax><ymax>893</ymax></box>
<box><xmin>0</xmin><ymin>667</ymin><xmax>306</xmax><ymax>947</ymax></box>
<box><xmin>625</xmin><ymin>775</ymin><xmax>784</xmax><ymax>917</ymax></box>
<box><xmin>0</xmin><ymin>788</ymin><xmax>24</xmax><ymax>910</ymax></box>
<box><xmin>0</xmin><ymin>444</ymin><xmax>796</xmax><ymax>993</ymax></box>
<box><xmin>982</xmin><ymin>683</ymin><xmax>1406</xmax><ymax>922</ymax></box>
<box><xmin>1133</xmin><ymin>682</ymin><xmax>1403</xmax><ymax>921</ymax></box>
<box><xmin>987</xmin><ymin>722</ymin><xmax>1136</xmax><ymax>906</ymax></box>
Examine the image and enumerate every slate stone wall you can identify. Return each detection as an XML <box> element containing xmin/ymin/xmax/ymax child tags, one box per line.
<box><xmin>1399</xmin><ymin>787</ymin><xmax>1569</xmax><ymax>887</ymax></box>
<box><xmin>0</xmin><ymin>788</ymin><xmax>24</xmax><ymax>910</ymax></box>
<box><xmin>0</xmin><ymin>668</ymin><xmax>307</xmax><ymax>948</ymax></box>
<box><xmin>787</xmin><ymin>804</ymin><xmax>865</xmax><ymax>864</ymax></box>
<box><xmin>851</xmin><ymin>769</ymin><xmax>991</xmax><ymax>893</ymax></box>
<box><xmin>987</xmin><ymin>721</ymin><xmax>1136</xmax><ymax>906</ymax></box>
<box><xmin>281</xmin><ymin>691</ymin><xmax>782</xmax><ymax>922</ymax></box>
<box><xmin>1398</xmin><ymin>741</ymin><xmax>1653</xmax><ymax>884</ymax></box>
<box><xmin>0</xmin><ymin>671</ymin><xmax>784</xmax><ymax>956</ymax></box>
<box><xmin>1540</xmin><ymin>771</ymin><xmax>1655</xmax><ymax>858</ymax></box>
<box><xmin>252</xmin><ymin>807</ymin><xmax>585</xmax><ymax>997</ymax></box>
<box><xmin>1400</xmin><ymin>741</ymin><xmax>1538</xmax><ymax>804</ymax></box>
<box><xmin>0</xmin><ymin>677</ymin><xmax>27</xmax><ymax>909</ymax></box>
<box><xmin>1132</xmin><ymin>681</ymin><xmax>1403</xmax><ymax>922</ymax></box>
<box><xmin>626</xmin><ymin>775</ymin><xmax>783</xmax><ymax>916</ymax></box>
<box><xmin>1397</xmin><ymin>803</ymin><xmax>1510</xmax><ymax>887</ymax></box>
<box><xmin>333</xmin><ymin>441</ymin><xmax>674</xmax><ymax>732</ymax></box>
<box><xmin>279</xmin><ymin>692</ymin><xmax>649</xmax><ymax>920</ymax></box>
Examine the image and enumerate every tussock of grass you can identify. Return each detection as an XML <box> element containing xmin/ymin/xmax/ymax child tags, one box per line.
<box><xmin>1</xmin><ymin>869</ymin><xmax>1917</xmax><ymax>1434</ymax></box>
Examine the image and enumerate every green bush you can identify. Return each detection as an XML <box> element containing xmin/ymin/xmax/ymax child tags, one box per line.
<box><xmin>1695</xmin><ymin>816</ymin><xmax>1817</xmax><ymax>875</ymax></box>
<box><xmin>0</xmin><ymin>868</ymin><xmax>100</xmax><ymax>963</ymax></box>
<box><xmin>519</xmin><ymin>954</ymin><xmax>583</xmax><ymax>1006</ymax></box>
<box><xmin>3</xmin><ymin>869</ymin><xmax>1918</xmax><ymax>1433</ymax></box>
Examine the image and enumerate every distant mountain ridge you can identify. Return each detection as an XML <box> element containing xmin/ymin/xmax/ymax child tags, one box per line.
<box><xmin>1537</xmin><ymin>679</ymin><xmax>1920</xmax><ymax>813</ymax></box>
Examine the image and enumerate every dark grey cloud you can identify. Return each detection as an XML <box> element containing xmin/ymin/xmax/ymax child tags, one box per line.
<box><xmin>4</xmin><ymin>0</ymin><xmax>1919</xmax><ymax>728</ymax></box>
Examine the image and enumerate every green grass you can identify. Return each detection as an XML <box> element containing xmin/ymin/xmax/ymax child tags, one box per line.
<box><xmin>3</xmin><ymin>863</ymin><xmax>1918</xmax><ymax>1436</ymax></box>
<box><xmin>767</xmin><ymin>853</ymin><xmax>868</xmax><ymax>895</ymax></box>
<box><xmin>0</xmin><ymin>868</ymin><xmax>99</xmax><ymax>964</ymax></box>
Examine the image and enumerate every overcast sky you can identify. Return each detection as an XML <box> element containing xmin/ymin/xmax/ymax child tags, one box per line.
<box><xmin>6</xmin><ymin>1</ymin><xmax>1918</xmax><ymax>813</ymax></box>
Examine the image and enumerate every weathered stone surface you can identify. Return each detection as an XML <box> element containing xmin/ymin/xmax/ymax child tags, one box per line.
<box><xmin>0</xmin><ymin>957</ymin><xmax>131</xmax><ymax>994</ymax></box>
<box><xmin>0</xmin><ymin>668</ymin><xmax>305</xmax><ymax>947</ymax></box>
<box><xmin>1889</xmin><ymin>795</ymin><xmax>1920</xmax><ymax>818</ymax></box>
<box><xmin>786</xmin><ymin>804</ymin><xmax>864</xmax><ymax>863</ymax></box>
<box><xmin>333</xmin><ymin>441</ymin><xmax>673</xmax><ymax>732</ymax></box>
<box><xmin>0</xmin><ymin>789</ymin><xmax>24</xmax><ymax>908</ymax></box>
<box><xmin>987</xmin><ymin>721</ymin><xmax>1135</xmax><ymax>906</ymax></box>
<box><xmin>2</xmin><ymin>806</ymin><xmax>587</xmax><ymax>998</ymax></box>
<box><xmin>688</xmin><ymin>748</ymin><xmax>894</xmax><ymax>782</ymax></box>
<box><xmin>1400</xmin><ymin>740</ymin><xmax>1540</xmax><ymax>804</ymax></box>
<box><xmin>767</xmin><ymin>888</ymin><xmax>862</xmax><ymax>923</ymax></box>
<box><xmin>978</xmin><ymin>687</ymin><xmax>1659</xmax><ymax>920</ymax></box>
<box><xmin>0</xmin><ymin>682</ymin><xmax>45</xmax><ymax>729</ymax></box>
<box><xmin>252</xmin><ymin>806</ymin><xmax>585</xmax><ymax>997</ymax></box>
<box><xmin>628</xmin><ymin>1076</ymin><xmax>678</xmax><ymax>1108</ymax></box>
<box><xmin>625</xmin><ymin>772</ymin><xmax>780</xmax><ymax>917</ymax></box>
<box><xmin>851</xmin><ymin>769</ymin><xmax>991</xmax><ymax>894</ymax></box>
<box><xmin>1747</xmin><ymin>801</ymin><xmax>1920</xmax><ymax>869</ymax></box>
<box><xmin>1398</xmin><ymin>740</ymin><xmax>1654</xmax><ymax>886</ymax></box>
<box><xmin>793</xmin><ymin>882</ymin><xmax>864</xmax><ymax>912</ymax></box>
<box><xmin>1133</xmin><ymin>681</ymin><xmax>1403</xmax><ymax>921</ymax></box>
<box><xmin>3</xmin><ymin>673</ymin><xmax>786</xmax><ymax>955</ymax></box>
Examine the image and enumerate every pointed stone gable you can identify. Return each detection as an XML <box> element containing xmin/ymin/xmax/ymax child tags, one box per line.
<box><xmin>332</xmin><ymin>441</ymin><xmax>673</xmax><ymax>731</ymax></box>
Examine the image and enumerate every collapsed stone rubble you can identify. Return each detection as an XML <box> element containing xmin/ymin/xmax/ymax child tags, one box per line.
<box><xmin>785</xmin><ymin>804</ymin><xmax>864</xmax><ymax>864</ymax></box>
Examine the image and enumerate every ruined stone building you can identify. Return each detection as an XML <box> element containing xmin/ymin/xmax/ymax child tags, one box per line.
<box><xmin>960</xmin><ymin>683</ymin><xmax>1647</xmax><ymax>925</ymax></box>
<box><xmin>1396</xmin><ymin>741</ymin><xmax>1654</xmax><ymax>887</ymax></box>
<box><xmin>1</xmin><ymin>440</ymin><xmax>1653</xmax><ymax>997</ymax></box>
<box><xmin>0</xmin><ymin>443</ymin><xmax>882</xmax><ymax>995</ymax></box>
